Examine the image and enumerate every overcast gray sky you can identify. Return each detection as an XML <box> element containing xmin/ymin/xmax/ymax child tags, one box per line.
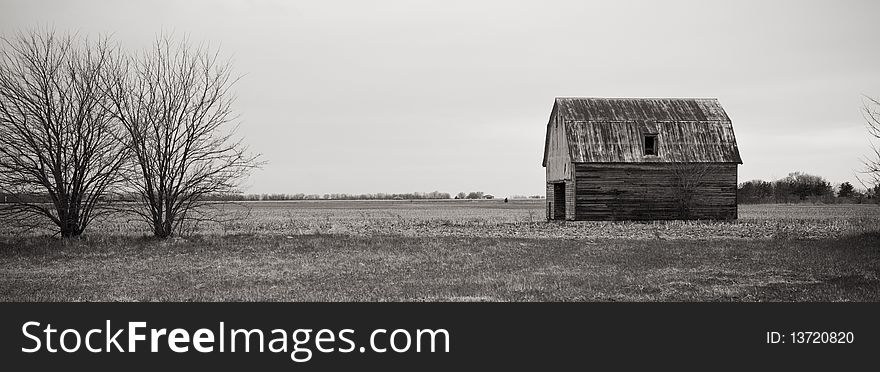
<box><xmin>3</xmin><ymin>0</ymin><xmax>879</xmax><ymax>196</ymax></box>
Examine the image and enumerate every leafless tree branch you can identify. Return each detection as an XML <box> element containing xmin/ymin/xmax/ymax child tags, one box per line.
<box><xmin>106</xmin><ymin>34</ymin><xmax>262</xmax><ymax>238</ymax></box>
<box><xmin>0</xmin><ymin>29</ymin><xmax>129</xmax><ymax>237</ymax></box>
<box><xmin>858</xmin><ymin>95</ymin><xmax>880</xmax><ymax>190</ymax></box>
<box><xmin>669</xmin><ymin>162</ymin><xmax>718</xmax><ymax>219</ymax></box>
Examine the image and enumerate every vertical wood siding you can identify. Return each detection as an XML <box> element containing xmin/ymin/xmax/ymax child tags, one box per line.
<box><xmin>545</xmin><ymin>115</ymin><xmax>571</xmax><ymax>182</ymax></box>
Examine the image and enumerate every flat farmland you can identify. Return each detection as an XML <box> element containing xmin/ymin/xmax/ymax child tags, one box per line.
<box><xmin>1</xmin><ymin>201</ymin><xmax>879</xmax><ymax>301</ymax></box>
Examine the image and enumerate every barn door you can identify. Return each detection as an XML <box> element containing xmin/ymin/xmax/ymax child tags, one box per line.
<box><xmin>553</xmin><ymin>183</ymin><xmax>566</xmax><ymax>220</ymax></box>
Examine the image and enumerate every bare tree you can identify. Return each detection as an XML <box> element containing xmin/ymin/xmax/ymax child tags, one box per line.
<box><xmin>861</xmin><ymin>95</ymin><xmax>880</xmax><ymax>189</ymax></box>
<box><xmin>669</xmin><ymin>162</ymin><xmax>718</xmax><ymax>219</ymax></box>
<box><xmin>0</xmin><ymin>30</ymin><xmax>128</xmax><ymax>237</ymax></box>
<box><xmin>106</xmin><ymin>35</ymin><xmax>261</xmax><ymax>238</ymax></box>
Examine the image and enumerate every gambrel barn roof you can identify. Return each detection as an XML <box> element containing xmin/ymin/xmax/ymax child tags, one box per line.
<box><xmin>542</xmin><ymin>97</ymin><xmax>743</xmax><ymax>165</ymax></box>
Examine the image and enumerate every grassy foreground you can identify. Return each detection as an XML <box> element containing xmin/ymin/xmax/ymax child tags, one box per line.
<box><xmin>2</xmin><ymin>232</ymin><xmax>879</xmax><ymax>301</ymax></box>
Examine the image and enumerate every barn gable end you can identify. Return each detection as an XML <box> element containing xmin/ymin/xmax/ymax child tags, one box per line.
<box><xmin>542</xmin><ymin>97</ymin><xmax>742</xmax><ymax>221</ymax></box>
<box><xmin>544</xmin><ymin>102</ymin><xmax>571</xmax><ymax>182</ymax></box>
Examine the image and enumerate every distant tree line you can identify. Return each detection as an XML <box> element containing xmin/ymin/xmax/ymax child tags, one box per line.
<box><xmin>0</xmin><ymin>191</ymin><xmax>553</xmax><ymax>203</ymax></box>
<box><xmin>455</xmin><ymin>191</ymin><xmax>485</xmax><ymax>199</ymax></box>
<box><xmin>194</xmin><ymin>191</ymin><xmax>455</xmax><ymax>201</ymax></box>
<box><xmin>167</xmin><ymin>191</ymin><xmax>547</xmax><ymax>201</ymax></box>
<box><xmin>738</xmin><ymin>172</ymin><xmax>880</xmax><ymax>204</ymax></box>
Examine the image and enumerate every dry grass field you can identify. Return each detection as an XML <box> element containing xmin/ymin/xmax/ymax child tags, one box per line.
<box><xmin>1</xmin><ymin>200</ymin><xmax>879</xmax><ymax>301</ymax></box>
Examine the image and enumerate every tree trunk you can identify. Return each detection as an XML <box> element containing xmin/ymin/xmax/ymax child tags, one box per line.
<box><xmin>153</xmin><ymin>220</ymin><xmax>173</xmax><ymax>239</ymax></box>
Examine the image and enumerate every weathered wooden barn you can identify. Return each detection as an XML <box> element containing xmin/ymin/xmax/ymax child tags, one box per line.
<box><xmin>543</xmin><ymin>97</ymin><xmax>742</xmax><ymax>221</ymax></box>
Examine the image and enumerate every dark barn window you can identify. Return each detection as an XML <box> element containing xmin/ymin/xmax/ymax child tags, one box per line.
<box><xmin>644</xmin><ymin>134</ymin><xmax>658</xmax><ymax>156</ymax></box>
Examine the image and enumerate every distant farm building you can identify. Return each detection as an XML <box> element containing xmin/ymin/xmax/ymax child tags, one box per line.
<box><xmin>542</xmin><ymin>97</ymin><xmax>742</xmax><ymax>221</ymax></box>
<box><xmin>483</xmin><ymin>194</ymin><xmax>495</xmax><ymax>199</ymax></box>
